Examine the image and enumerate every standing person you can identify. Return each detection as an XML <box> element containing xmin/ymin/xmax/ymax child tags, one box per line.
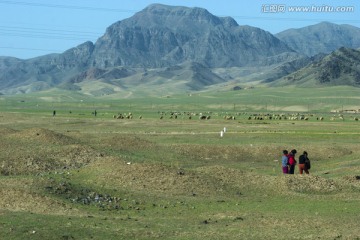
<box><xmin>281</xmin><ymin>150</ymin><xmax>289</xmax><ymax>174</ymax></box>
<box><xmin>298</xmin><ymin>151</ymin><xmax>310</xmax><ymax>174</ymax></box>
<box><xmin>288</xmin><ymin>149</ymin><xmax>297</xmax><ymax>174</ymax></box>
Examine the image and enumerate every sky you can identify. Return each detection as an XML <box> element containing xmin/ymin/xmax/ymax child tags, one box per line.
<box><xmin>0</xmin><ymin>0</ymin><xmax>359</xmax><ymax>59</ymax></box>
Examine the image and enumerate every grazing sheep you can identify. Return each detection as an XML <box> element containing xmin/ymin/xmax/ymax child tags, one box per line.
<box><xmin>199</xmin><ymin>115</ymin><xmax>211</xmax><ymax>120</ymax></box>
<box><xmin>224</xmin><ymin>115</ymin><xmax>236</xmax><ymax>120</ymax></box>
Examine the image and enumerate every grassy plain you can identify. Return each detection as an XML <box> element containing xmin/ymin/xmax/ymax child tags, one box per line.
<box><xmin>0</xmin><ymin>86</ymin><xmax>360</xmax><ymax>239</ymax></box>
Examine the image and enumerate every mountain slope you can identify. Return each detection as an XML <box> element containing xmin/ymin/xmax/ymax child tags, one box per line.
<box><xmin>269</xmin><ymin>47</ymin><xmax>360</xmax><ymax>87</ymax></box>
<box><xmin>276</xmin><ymin>22</ymin><xmax>360</xmax><ymax>57</ymax></box>
<box><xmin>0</xmin><ymin>42</ymin><xmax>94</xmax><ymax>94</ymax></box>
<box><xmin>62</xmin><ymin>62</ymin><xmax>225</xmax><ymax>96</ymax></box>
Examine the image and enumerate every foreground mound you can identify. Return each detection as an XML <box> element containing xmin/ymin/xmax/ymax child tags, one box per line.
<box><xmin>10</xmin><ymin>128</ymin><xmax>76</xmax><ymax>145</ymax></box>
<box><xmin>0</xmin><ymin>128</ymin><xmax>103</xmax><ymax>175</ymax></box>
<box><xmin>0</xmin><ymin>178</ymin><xmax>77</xmax><ymax>215</ymax></box>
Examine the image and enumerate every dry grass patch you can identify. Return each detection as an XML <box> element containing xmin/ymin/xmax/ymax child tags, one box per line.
<box><xmin>99</xmin><ymin>134</ymin><xmax>157</xmax><ymax>152</ymax></box>
<box><xmin>9</xmin><ymin>127</ymin><xmax>76</xmax><ymax>145</ymax></box>
<box><xmin>0</xmin><ymin>127</ymin><xmax>103</xmax><ymax>175</ymax></box>
<box><xmin>79</xmin><ymin>158</ymin><xmax>247</xmax><ymax>197</ymax></box>
<box><xmin>0</xmin><ymin>177</ymin><xmax>78</xmax><ymax>215</ymax></box>
<box><xmin>169</xmin><ymin>143</ymin><xmax>353</xmax><ymax>163</ymax></box>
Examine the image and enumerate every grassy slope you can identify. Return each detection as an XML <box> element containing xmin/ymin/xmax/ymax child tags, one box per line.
<box><xmin>0</xmin><ymin>87</ymin><xmax>360</xmax><ymax>239</ymax></box>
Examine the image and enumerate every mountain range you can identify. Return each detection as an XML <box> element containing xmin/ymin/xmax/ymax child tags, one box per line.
<box><xmin>1</xmin><ymin>4</ymin><xmax>360</xmax><ymax>96</ymax></box>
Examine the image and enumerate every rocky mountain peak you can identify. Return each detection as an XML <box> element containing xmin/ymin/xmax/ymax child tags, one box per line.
<box><xmin>116</xmin><ymin>4</ymin><xmax>238</xmax><ymax>33</ymax></box>
<box><xmin>91</xmin><ymin>4</ymin><xmax>294</xmax><ymax>68</ymax></box>
<box><xmin>138</xmin><ymin>4</ymin><xmax>223</xmax><ymax>27</ymax></box>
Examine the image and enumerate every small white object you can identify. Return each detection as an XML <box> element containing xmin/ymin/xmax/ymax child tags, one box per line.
<box><xmin>223</xmin><ymin>127</ymin><xmax>227</xmax><ymax>133</ymax></box>
<box><xmin>220</xmin><ymin>131</ymin><xmax>224</xmax><ymax>137</ymax></box>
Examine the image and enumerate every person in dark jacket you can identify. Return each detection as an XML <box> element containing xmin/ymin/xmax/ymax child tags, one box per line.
<box><xmin>288</xmin><ymin>149</ymin><xmax>297</xmax><ymax>174</ymax></box>
<box><xmin>298</xmin><ymin>151</ymin><xmax>310</xmax><ymax>174</ymax></box>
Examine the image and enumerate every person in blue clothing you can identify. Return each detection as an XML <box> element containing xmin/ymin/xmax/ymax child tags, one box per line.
<box><xmin>281</xmin><ymin>150</ymin><xmax>289</xmax><ymax>174</ymax></box>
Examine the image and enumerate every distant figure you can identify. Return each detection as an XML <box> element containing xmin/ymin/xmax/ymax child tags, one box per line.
<box><xmin>94</xmin><ymin>109</ymin><xmax>97</xmax><ymax>117</ymax></box>
<box><xmin>53</xmin><ymin>110</ymin><xmax>56</xmax><ymax>117</ymax></box>
<box><xmin>298</xmin><ymin>151</ymin><xmax>310</xmax><ymax>174</ymax></box>
<box><xmin>281</xmin><ymin>150</ymin><xmax>289</xmax><ymax>174</ymax></box>
<box><xmin>288</xmin><ymin>149</ymin><xmax>297</xmax><ymax>174</ymax></box>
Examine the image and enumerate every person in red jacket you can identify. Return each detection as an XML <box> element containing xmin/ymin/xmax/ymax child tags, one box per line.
<box><xmin>288</xmin><ymin>149</ymin><xmax>297</xmax><ymax>174</ymax></box>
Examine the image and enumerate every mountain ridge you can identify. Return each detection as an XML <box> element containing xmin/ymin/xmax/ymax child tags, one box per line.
<box><xmin>276</xmin><ymin>22</ymin><xmax>360</xmax><ymax>57</ymax></box>
<box><xmin>1</xmin><ymin>4</ymin><xmax>360</xmax><ymax>95</ymax></box>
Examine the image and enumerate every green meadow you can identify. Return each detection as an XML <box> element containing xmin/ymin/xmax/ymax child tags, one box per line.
<box><xmin>2</xmin><ymin>85</ymin><xmax>360</xmax><ymax>114</ymax></box>
<box><xmin>0</xmin><ymin>86</ymin><xmax>360</xmax><ymax>239</ymax></box>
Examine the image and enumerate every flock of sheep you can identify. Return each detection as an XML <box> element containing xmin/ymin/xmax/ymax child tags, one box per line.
<box><xmin>111</xmin><ymin>111</ymin><xmax>359</xmax><ymax>121</ymax></box>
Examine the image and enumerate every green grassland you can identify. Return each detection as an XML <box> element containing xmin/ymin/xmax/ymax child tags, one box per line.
<box><xmin>0</xmin><ymin>86</ymin><xmax>360</xmax><ymax>239</ymax></box>
<box><xmin>2</xmin><ymin>85</ymin><xmax>360</xmax><ymax>114</ymax></box>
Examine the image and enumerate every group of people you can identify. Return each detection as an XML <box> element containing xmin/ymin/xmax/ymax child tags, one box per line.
<box><xmin>281</xmin><ymin>149</ymin><xmax>311</xmax><ymax>174</ymax></box>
